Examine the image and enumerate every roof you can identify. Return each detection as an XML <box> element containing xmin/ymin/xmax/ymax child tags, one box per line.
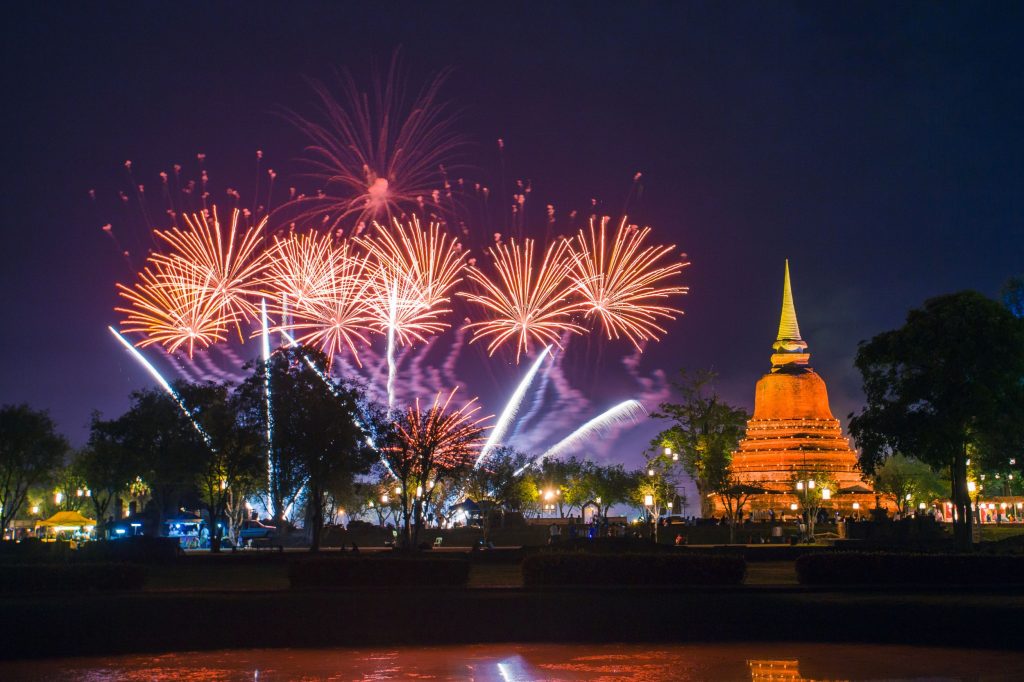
<box><xmin>37</xmin><ymin>510</ymin><xmax>96</xmax><ymax>528</ymax></box>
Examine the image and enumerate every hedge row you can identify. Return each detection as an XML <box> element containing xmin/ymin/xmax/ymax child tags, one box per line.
<box><xmin>0</xmin><ymin>563</ymin><xmax>147</xmax><ymax>593</ymax></box>
<box><xmin>796</xmin><ymin>552</ymin><xmax>1024</xmax><ymax>585</ymax></box>
<box><xmin>521</xmin><ymin>553</ymin><xmax>746</xmax><ymax>586</ymax></box>
<box><xmin>289</xmin><ymin>557</ymin><xmax>470</xmax><ymax>589</ymax></box>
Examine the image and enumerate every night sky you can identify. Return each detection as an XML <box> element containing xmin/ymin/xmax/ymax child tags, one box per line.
<box><xmin>3</xmin><ymin>3</ymin><xmax>1022</xmax><ymax>480</ymax></box>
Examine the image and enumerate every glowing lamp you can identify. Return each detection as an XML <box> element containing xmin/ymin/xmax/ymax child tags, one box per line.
<box><xmin>905</xmin><ymin>493</ymin><xmax>912</xmax><ymax>501</ymax></box>
<box><xmin>918</xmin><ymin>502</ymin><xmax>926</xmax><ymax>510</ymax></box>
<box><xmin>852</xmin><ymin>502</ymin><xmax>860</xmax><ymax>510</ymax></box>
<box><xmin>667</xmin><ymin>502</ymin><xmax>673</xmax><ymax>510</ymax></box>
<box><xmin>808</xmin><ymin>480</ymin><xmax>815</xmax><ymax>489</ymax></box>
<box><xmin>644</xmin><ymin>494</ymin><xmax>654</xmax><ymax>507</ymax></box>
<box><xmin>54</xmin><ymin>492</ymin><xmax>63</xmax><ymax>505</ymax></box>
<box><xmin>647</xmin><ymin>468</ymin><xmax>655</xmax><ymax>477</ymax></box>
<box><xmin>790</xmin><ymin>503</ymin><xmax>798</xmax><ymax>511</ymax></box>
<box><xmin>796</xmin><ymin>481</ymin><xmax>804</xmax><ymax>491</ymax></box>
<box><xmin>821</xmin><ymin>488</ymin><xmax>831</xmax><ymax>500</ymax></box>
<box><xmin>595</xmin><ymin>497</ymin><xmax>602</xmax><ymax>505</ymax></box>
<box><xmin>968</xmin><ymin>481</ymin><xmax>977</xmax><ymax>493</ymax></box>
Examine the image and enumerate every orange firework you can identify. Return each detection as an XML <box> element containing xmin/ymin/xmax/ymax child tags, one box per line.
<box><xmin>116</xmin><ymin>258</ymin><xmax>229</xmax><ymax>356</ymax></box>
<box><xmin>393</xmin><ymin>389</ymin><xmax>490</xmax><ymax>470</ymax></box>
<box><xmin>461</xmin><ymin>237</ymin><xmax>585</xmax><ymax>362</ymax></box>
<box><xmin>150</xmin><ymin>207</ymin><xmax>269</xmax><ymax>340</ymax></box>
<box><xmin>570</xmin><ymin>216</ymin><xmax>689</xmax><ymax>348</ymax></box>
<box><xmin>279</xmin><ymin>240</ymin><xmax>377</xmax><ymax>367</ymax></box>
<box><xmin>359</xmin><ymin>217</ymin><xmax>466</xmax><ymax>345</ymax></box>
<box><xmin>262</xmin><ymin>230</ymin><xmax>338</xmax><ymax>312</ymax></box>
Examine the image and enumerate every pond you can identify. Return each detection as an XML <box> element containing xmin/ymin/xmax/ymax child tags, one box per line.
<box><xmin>2</xmin><ymin>642</ymin><xmax>1019</xmax><ymax>681</ymax></box>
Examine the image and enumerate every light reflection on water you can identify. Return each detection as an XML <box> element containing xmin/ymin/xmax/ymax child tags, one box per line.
<box><xmin>1</xmin><ymin>643</ymin><xmax>1020</xmax><ymax>681</ymax></box>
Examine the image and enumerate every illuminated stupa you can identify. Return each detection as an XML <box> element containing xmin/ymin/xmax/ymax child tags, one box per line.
<box><xmin>725</xmin><ymin>261</ymin><xmax>873</xmax><ymax>514</ymax></box>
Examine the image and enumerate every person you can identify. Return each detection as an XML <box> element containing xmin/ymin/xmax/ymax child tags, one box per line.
<box><xmin>769</xmin><ymin>508</ymin><xmax>776</xmax><ymax>523</ymax></box>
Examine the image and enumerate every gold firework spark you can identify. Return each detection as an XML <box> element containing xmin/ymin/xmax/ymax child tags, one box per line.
<box><xmin>149</xmin><ymin>207</ymin><xmax>269</xmax><ymax>340</ymax></box>
<box><xmin>262</xmin><ymin>230</ymin><xmax>339</xmax><ymax>312</ymax></box>
<box><xmin>570</xmin><ymin>216</ymin><xmax>689</xmax><ymax>348</ymax></box>
<box><xmin>116</xmin><ymin>258</ymin><xmax>229</xmax><ymax>356</ymax></box>
<box><xmin>278</xmin><ymin>240</ymin><xmax>377</xmax><ymax>367</ymax></box>
<box><xmin>461</xmin><ymin>237</ymin><xmax>585</xmax><ymax>362</ymax></box>
<box><xmin>359</xmin><ymin>217</ymin><xmax>466</xmax><ymax>346</ymax></box>
<box><xmin>394</xmin><ymin>389</ymin><xmax>490</xmax><ymax>470</ymax></box>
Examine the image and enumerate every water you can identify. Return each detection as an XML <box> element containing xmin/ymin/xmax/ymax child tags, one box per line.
<box><xmin>2</xmin><ymin>643</ymin><xmax>1020</xmax><ymax>681</ymax></box>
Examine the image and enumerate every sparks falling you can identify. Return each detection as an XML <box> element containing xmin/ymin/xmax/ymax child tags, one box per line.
<box><xmin>461</xmin><ymin>237</ymin><xmax>584</xmax><ymax>363</ymax></box>
<box><xmin>571</xmin><ymin>216</ymin><xmax>689</xmax><ymax>349</ymax></box>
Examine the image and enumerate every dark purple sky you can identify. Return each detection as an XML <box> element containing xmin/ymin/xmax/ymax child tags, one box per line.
<box><xmin>3</xmin><ymin>3</ymin><xmax>1022</xmax><ymax>475</ymax></box>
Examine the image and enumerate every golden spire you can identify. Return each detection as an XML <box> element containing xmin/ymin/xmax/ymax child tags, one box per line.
<box><xmin>771</xmin><ymin>259</ymin><xmax>809</xmax><ymax>370</ymax></box>
<box><xmin>777</xmin><ymin>259</ymin><xmax>802</xmax><ymax>341</ymax></box>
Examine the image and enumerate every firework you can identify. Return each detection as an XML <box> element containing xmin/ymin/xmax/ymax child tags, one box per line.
<box><xmin>571</xmin><ymin>216</ymin><xmax>688</xmax><ymax>349</ymax></box>
<box><xmin>359</xmin><ymin>217</ymin><xmax>466</xmax><ymax>406</ymax></box>
<box><xmin>518</xmin><ymin>399</ymin><xmax>647</xmax><ymax>474</ymax></box>
<box><xmin>149</xmin><ymin>207</ymin><xmax>269</xmax><ymax>340</ymax></box>
<box><xmin>461</xmin><ymin>237</ymin><xmax>584</xmax><ymax>362</ymax></box>
<box><xmin>115</xmin><ymin>258</ymin><xmax>229</xmax><ymax>356</ymax></box>
<box><xmin>282</xmin><ymin>56</ymin><xmax>466</xmax><ymax>230</ymax></box>
<box><xmin>262</xmin><ymin>230</ymin><xmax>339</xmax><ymax>311</ymax></box>
<box><xmin>394</xmin><ymin>389</ymin><xmax>491</xmax><ymax>470</ymax></box>
<box><xmin>475</xmin><ymin>344</ymin><xmax>552</xmax><ymax>468</ymax></box>
<box><xmin>108</xmin><ymin>326</ymin><xmax>213</xmax><ymax>446</ymax></box>
<box><xmin>277</xmin><ymin>240</ymin><xmax>377</xmax><ymax>367</ymax></box>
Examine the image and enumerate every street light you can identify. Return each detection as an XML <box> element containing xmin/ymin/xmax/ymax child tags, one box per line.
<box><xmin>647</xmin><ymin>468</ymin><xmax>655</xmax><ymax>477</ymax></box>
<box><xmin>644</xmin><ymin>494</ymin><xmax>654</xmax><ymax>507</ymax></box>
<box><xmin>821</xmin><ymin>488</ymin><xmax>831</xmax><ymax>501</ymax></box>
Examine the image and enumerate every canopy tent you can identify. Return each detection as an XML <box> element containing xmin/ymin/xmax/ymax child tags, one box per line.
<box><xmin>37</xmin><ymin>510</ymin><xmax>97</xmax><ymax>531</ymax></box>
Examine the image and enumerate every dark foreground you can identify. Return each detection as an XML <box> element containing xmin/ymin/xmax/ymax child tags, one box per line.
<box><xmin>4</xmin><ymin>586</ymin><xmax>1022</xmax><ymax>660</ymax></box>
<box><xmin>2</xmin><ymin>642</ymin><xmax>1022</xmax><ymax>681</ymax></box>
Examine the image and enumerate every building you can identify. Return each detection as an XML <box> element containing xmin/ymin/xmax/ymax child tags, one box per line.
<box><xmin>724</xmin><ymin>261</ymin><xmax>875</xmax><ymax>516</ymax></box>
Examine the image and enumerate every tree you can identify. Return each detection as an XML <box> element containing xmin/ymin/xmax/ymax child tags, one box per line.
<box><xmin>526</xmin><ymin>457</ymin><xmax>587</xmax><ymax>518</ymax></box>
<box><xmin>53</xmin><ymin>460</ymin><xmax>88</xmax><ymax>512</ymax></box>
<box><xmin>177</xmin><ymin>382</ymin><xmax>264</xmax><ymax>552</ymax></box>
<box><xmin>80</xmin><ymin>413</ymin><xmax>144</xmax><ymax>528</ymax></box>
<box><xmin>850</xmin><ymin>291</ymin><xmax>1024</xmax><ymax>550</ymax></box>
<box><xmin>651</xmin><ymin>370</ymin><xmax>750</xmax><ymax>517</ymax></box>
<box><xmin>1002</xmin><ymin>276</ymin><xmax>1023</xmax><ymax>318</ymax></box>
<box><xmin>464</xmin><ymin>447</ymin><xmax>534</xmax><ymax>512</ymax></box>
<box><xmin>0</xmin><ymin>405</ymin><xmax>68</xmax><ymax>534</ymax></box>
<box><xmin>377</xmin><ymin>390</ymin><xmax>487</xmax><ymax>549</ymax></box>
<box><xmin>586</xmin><ymin>463</ymin><xmax>635</xmax><ymax>517</ymax></box>
<box><xmin>237</xmin><ymin>347</ymin><xmax>372</xmax><ymax>543</ymax></box>
<box><xmin>633</xmin><ymin>465</ymin><xmax>675</xmax><ymax>541</ymax></box>
<box><xmin>790</xmin><ymin>469</ymin><xmax>838</xmax><ymax>541</ymax></box>
<box><xmin>113</xmin><ymin>387</ymin><xmax>206</xmax><ymax>530</ymax></box>
<box><xmin>872</xmin><ymin>454</ymin><xmax>946</xmax><ymax>517</ymax></box>
<box><xmin>713</xmin><ymin>471</ymin><xmax>764</xmax><ymax>544</ymax></box>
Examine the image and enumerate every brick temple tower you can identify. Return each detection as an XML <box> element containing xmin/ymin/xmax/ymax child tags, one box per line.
<box><xmin>725</xmin><ymin>261</ymin><xmax>874</xmax><ymax>515</ymax></box>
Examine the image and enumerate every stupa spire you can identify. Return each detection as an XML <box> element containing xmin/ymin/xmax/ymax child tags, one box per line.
<box><xmin>777</xmin><ymin>259</ymin><xmax>802</xmax><ymax>341</ymax></box>
<box><xmin>770</xmin><ymin>260</ymin><xmax>809</xmax><ymax>370</ymax></box>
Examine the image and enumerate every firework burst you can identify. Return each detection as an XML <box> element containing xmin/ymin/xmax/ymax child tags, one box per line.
<box><xmin>461</xmin><ymin>237</ymin><xmax>584</xmax><ymax>362</ymax></box>
<box><xmin>149</xmin><ymin>207</ymin><xmax>269</xmax><ymax>340</ymax></box>
<box><xmin>570</xmin><ymin>216</ymin><xmax>688</xmax><ymax>348</ymax></box>
<box><xmin>282</xmin><ymin>55</ymin><xmax>466</xmax><ymax>231</ymax></box>
<box><xmin>394</xmin><ymin>389</ymin><xmax>490</xmax><ymax>470</ymax></box>
<box><xmin>262</xmin><ymin>230</ymin><xmax>339</xmax><ymax>312</ymax></box>
<box><xmin>276</xmin><ymin>240</ymin><xmax>377</xmax><ymax>367</ymax></box>
<box><xmin>116</xmin><ymin>258</ymin><xmax>229</xmax><ymax>356</ymax></box>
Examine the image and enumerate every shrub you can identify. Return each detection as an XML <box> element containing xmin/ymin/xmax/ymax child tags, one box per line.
<box><xmin>796</xmin><ymin>552</ymin><xmax>1024</xmax><ymax>585</ymax></box>
<box><xmin>0</xmin><ymin>563</ymin><xmax>146</xmax><ymax>593</ymax></box>
<box><xmin>77</xmin><ymin>536</ymin><xmax>181</xmax><ymax>563</ymax></box>
<box><xmin>289</xmin><ymin>556</ymin><xmax>470</xmax><ymax>589</ymax></box>
<box><xmin>521</xmin><ymin>553</ymin><xmax>746</xmax><ymax>586</ymax></box>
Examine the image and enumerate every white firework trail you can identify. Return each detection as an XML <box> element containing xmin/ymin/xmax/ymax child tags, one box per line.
<box><xmin>509</xmin><ymin>346</ymin><xmax>554</xmax><ymax>442</ymax></box>
<box><xmin>516</xmin><ymin>399</ymin><xmax>647</xmax><ymax>476</ymax></box>
<box><xmin>108</xmin><ymin>326</ymin><xmax>213</xmax><ymax>447</ymax></box>
<box><xmin>474</xmin><ymin>345</ymin><xmax>552</xmax><ymax>469</ymax></box>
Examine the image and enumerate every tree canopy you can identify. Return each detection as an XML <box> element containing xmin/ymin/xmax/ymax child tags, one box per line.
<box><xmin>850</xmin><ymin>290</ymin><xmax>1024</xmax><ymax>549</ymax></box>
